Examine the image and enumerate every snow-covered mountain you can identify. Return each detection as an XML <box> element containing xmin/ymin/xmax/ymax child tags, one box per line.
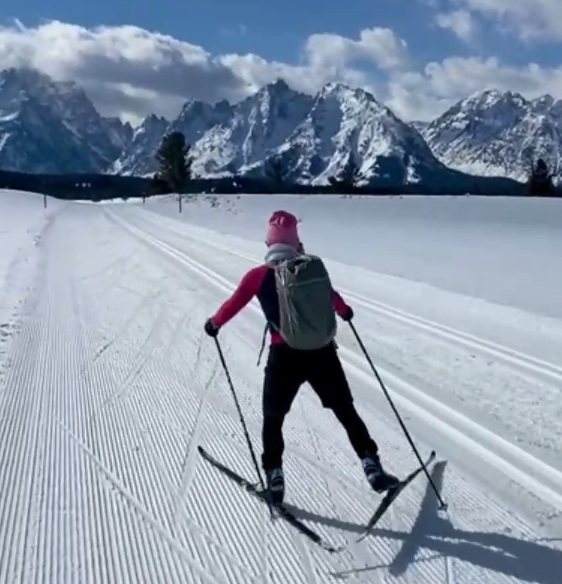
<box><xmin>115</xmin><ymin>80</ymin><xmax>314</xmax><ymax>178</ymax></box>
<box><xmin>270</xmin><ymin>82</ymin><xmax>447</xmax><ymax>185</ymax></box>
<box><xmin>115</xmin><ymin>80</ymin><xmax>451</xmax><ymax>186</ymax></box>
<box><xmin>419</xmin><ymin>90</ymin><xmax>562</xmax><ymax>182</ymax></box>
<box><xmin>111</xmin><ymin>114</ymin><xmax>170</xmax><ymax>175</ymax></box>
<box><xmin>192</xmin><ymin>80</ymin><xmax>314</xmax><ymax>177</ymax></box>
<box><xmin>103</xmin><ymin>116</ymin><xmax>134</xmax><ymax>150</ymax></box>
<box><xmin>2</xmin><ymin>66</ymin><xmax>562</xmax><ymax>187</ymax></box>
<box><xmin>0</xmin><ymin>68</ymin><xmax>123</xmax><ymax>174</ymax></box>
<box><xmin>410</xmin><ymin>121</ymin><xmax>429</xmax><ymax>134</ymax></box>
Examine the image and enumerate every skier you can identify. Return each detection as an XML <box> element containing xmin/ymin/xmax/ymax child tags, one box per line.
<box><xmin>204</xmin><ymin>210</ymin><xmax>399</xmax><ymax>505</ymax></box>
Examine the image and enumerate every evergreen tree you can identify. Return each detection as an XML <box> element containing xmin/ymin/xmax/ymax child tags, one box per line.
<box><xmin>328</xmin><ymin>156</ymin><xmax>362</xmax><ymax>191</ymax></box>
<box><xmin>154</xmin><ymin>131</ymin><xmax>193</xmax><ymax>193</ymax></box>
<box><xmin>527</xmin><ymin>157</ymin><xmax>555</xmax><ymax>196</ymax></box>
<box><xmin>265</xmin><ymin>156</ymin><xmax>286</xmax><ymax>188</ymax></box>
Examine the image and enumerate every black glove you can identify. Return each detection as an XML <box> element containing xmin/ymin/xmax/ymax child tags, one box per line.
<box><xmin>204</xmin><ymin>318</ymin><xmax>220</xmax><ymax>337</ymax></box>
<box><xmin>341</xmin><ymin>306</ymin><xmax>354</xmax><ymax>322</ymax></box>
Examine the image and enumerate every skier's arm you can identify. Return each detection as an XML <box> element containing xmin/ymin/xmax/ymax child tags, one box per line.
<box><xmin>331</xmin><ymin>288</ymin><xmax>353</xmax><ymax>319</ymax></box>
<box><xmin>211</xmin><ymin>265</ymin><xmax>267</xmax><ymax>327</ymax></box>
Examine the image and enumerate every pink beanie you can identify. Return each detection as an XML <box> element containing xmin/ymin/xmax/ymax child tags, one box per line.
<box><xmin>265</xmin><ymin>210</ymin><xmax>300</xmax><ymax>248</ymax></box>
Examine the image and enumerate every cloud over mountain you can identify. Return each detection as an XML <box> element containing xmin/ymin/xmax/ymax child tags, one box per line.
<box><xmin>0</xmin><ymin>15</ymin><xmax>561</xmax><ymax>126</ymax></box>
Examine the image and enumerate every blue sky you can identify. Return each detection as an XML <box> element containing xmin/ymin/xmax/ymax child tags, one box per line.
<box><xmin>3</xmin><ymin>0</ymin><xmax>458</xmax><ymax>63</ymax></box>
<box><xmin>1</xmin><ymin>0</ymin><xmax>561</xmax><ymax>123</ymax></box>
<box><xmin>4</xmin><ymin>0</ymin><xmax>558</xmax><ymax>65</ymax></box>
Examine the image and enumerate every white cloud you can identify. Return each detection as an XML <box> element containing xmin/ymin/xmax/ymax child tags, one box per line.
<box><xmin>451</xmin><ymin>0</ymin><xmax>562</xmax><ymax>41</ymax></box>
<box><xmin>0</xmin><ymin>19</ymin><xmax>561</xmax><ymax>125</ymax></box>
<box><xmin>0</xmin><ymin>20</ymin><xmax>407</xmax><ymax>124</ymax></box>
<box><xmin>304</xmin><ymin>28</ymin><xmax>408</xmax><ymax>71</ymax></box>
<box><xmin>0</xmin><ymin>20</ymin><xmax>247</xmax><ymax>123</ymax></box>
<box><xmin>435</xmin><ymin>10</ymin><xmax>475</xmax><ymax>41</ymax></box>
<box><xmin>386</xmin><ymin>57</ymin><xmax>562</xmax><ymax>120</ymax></box>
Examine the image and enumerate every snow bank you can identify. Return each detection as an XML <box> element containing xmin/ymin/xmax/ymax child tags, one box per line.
<box><xmin>1</xmin><ymin>190</ymin><xmax>51</xmax><ymax>283</ymax></box>
<box><xmin>143</xmin><ymin>193</ymin><xmax>562</xmax><ymax>319</ymax></box>
<box><xmin>0</xmin><ymin>190</ymin><xmax>62</xmax><ymax>359</ymax></box>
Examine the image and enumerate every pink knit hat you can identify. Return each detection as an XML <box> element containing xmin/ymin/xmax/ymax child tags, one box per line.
<box><xmin>265</xmin><ymin>210</ymin><xmax>300</xmax><ymax>248</ymax></box>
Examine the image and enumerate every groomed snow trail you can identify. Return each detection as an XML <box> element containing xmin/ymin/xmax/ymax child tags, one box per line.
<box><xmin>0</xmin><ymin>196</ymin><xmax>561</xmax><ymax>584</ymax></box>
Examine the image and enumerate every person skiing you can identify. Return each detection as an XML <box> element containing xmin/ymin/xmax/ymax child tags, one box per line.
<box><xmin>204</xmin><ymin>210</ymin><xmax>399</xmax><ymax>505</ymax></box>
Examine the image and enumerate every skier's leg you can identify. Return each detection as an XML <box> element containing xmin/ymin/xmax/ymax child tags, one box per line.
<box><xmin>307</xmin><ymin>343</ymin><xmax>399</xmax><ymax>493</ymax></box>
<box><xmin>261</xmin><ymin>344</ymin><xmax>303</xmax><ymax>503</ymax></box>
<box><xmin>331</xmin><ymin>401</ymin><xmax>377</xmax><ymax>456</ymax></box>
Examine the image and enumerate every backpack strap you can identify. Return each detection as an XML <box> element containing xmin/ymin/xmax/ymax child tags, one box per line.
<box><xmin>257</xmin><ymin>319</ymin><xmax>283</xmax><ymax>365</ymax></box>
<box><xmin>256</xmin><ymin>323</ymin><xmax>269</xmax><ymax>366</ymax></box>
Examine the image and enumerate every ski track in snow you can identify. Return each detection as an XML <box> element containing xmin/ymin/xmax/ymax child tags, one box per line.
<box><xmin>0</xmin><ymin>195</ymin><xmax>561</xmax><ymax>583</ymax></box>
<box><xmin>108</xmin><ymin>204</ymin><xmax>562</xmax><ymax>581</ymax></box>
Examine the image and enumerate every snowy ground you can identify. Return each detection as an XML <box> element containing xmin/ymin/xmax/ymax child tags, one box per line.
<box><xmin>148</xmin><ymin>193</ymin><xmax>562</xmax><ymax>320</ymax></box>
<box><xmin>0</xmin><ymin>190</ymin><xmax>63</xmax><ymax>389</ymax></box>
<box><xmin>1</xmin><ymin>189</ymin><xmax>562</xmax><ymax>583</ymax></box>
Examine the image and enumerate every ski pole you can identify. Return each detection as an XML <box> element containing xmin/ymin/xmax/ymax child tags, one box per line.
<box><xmin>348</xmin><ymin>321</ymin><xmax>448</xmax><ymax>511</ymax></box>
<box><xmin>213</xmin><ymin>337</ymin><xmax>273</xmax><ymax>515</ymax></box>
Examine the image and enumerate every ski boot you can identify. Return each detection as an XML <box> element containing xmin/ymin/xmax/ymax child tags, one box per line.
<box><xmin>265</xmin><ymin>467</ymin><xmax>285</xmax><ymax>505</ymax></box>
<box><xmin>362</xmin><ymin>451</ymin><xmax>400</xmax><ymax>493</ymax></box>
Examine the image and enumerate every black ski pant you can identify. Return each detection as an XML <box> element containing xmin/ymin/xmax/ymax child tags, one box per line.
<box><xmin>261</xmin><ymin>341</ymin><xmax>377</xmax><ymax>471</ymax></box>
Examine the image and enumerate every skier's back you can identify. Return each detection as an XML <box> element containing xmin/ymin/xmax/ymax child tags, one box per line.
<box><xmin>204</xmin><ymin>210</ymin><xmax>398</xmax><ymax>504</ymax></box>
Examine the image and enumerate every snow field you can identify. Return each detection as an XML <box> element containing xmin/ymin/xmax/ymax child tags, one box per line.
<box><xmin>146</xmin><ymin>193</ymin><xmax>562</xmax><ymax>320</ymax></box>
<box><xmin>0</xmin><ymin>191</ymin><xmax>561</xmax><ymax>583</ymax></box>
<box><xmin>0</xmin><ymin>190</ymin><xmax>63</xmax><ymax>391</ymax></box>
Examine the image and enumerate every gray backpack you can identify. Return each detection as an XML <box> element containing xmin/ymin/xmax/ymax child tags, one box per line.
<box><xmin>272</xmin><ymin>254</ymin><xmax>337</xmax><ymax>350</ymax></box>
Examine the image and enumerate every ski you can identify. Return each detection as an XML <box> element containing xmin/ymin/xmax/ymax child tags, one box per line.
<box><xmin>357</xmin><ymin>450</ymin><xmax>436</xmax><ymax>543</ymax></box>
<box><xmin>197</xmin><ymin>445</ymin><xmax>345</xmax><ymax>553</ymax></box>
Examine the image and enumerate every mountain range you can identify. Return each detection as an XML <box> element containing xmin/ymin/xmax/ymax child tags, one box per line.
<box><xmin>0</xmin><ymin>66</ymin><xmax>561</xmax><ymax>187</ymax></box>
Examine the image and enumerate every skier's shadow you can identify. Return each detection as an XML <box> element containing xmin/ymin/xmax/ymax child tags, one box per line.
<box><xmin>285</xmin><ymin>461</ymin><xmax>562</xmax><ymax>584</ymax></box>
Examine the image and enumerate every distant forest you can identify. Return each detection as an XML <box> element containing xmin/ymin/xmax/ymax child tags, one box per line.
<box><xmin>2</xmin><ymin>168</ymin><xmax>558</xmax><ymax>201</ymax></box>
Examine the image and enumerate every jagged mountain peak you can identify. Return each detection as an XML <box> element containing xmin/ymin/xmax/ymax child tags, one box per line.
<box><xmin>319</xmin><ymin>81</ymin><xmax>375</xmax><ymax>102</ymax></box>
<box><xmin>243</xmin><ymin>78</ymin><xmax>308</xmax><ymax>109</ymax></box>
<box><xmin>264</xmin><ymin>81</ymin><xmax>443</xmax><ymax>185</ymax></box>
<box><xmin>111</xmin><ymin>113</ymin><xmax>170</xmax><ymax>175</ymax></box>
<box><xmin>185</xmin><ymin>79</ymin><xmax>313</xmax><ymax>177</ymax></box>
<box><xmin>256</xmin><ymin>78</ymin><xmax>293</xmax><ymax>97</ymax></box>
<box><xmin>446</xmin><ymin>89</ymin><xmax>528</xmax><ymax>120</ymax></box>
<box><xmin>0</xmin><ymin>67</ymin><xmax>88</xmax><ymax>107</ymax></box>
<box><xmin>1</xmin><ymin>66</ymin><xmax>54</xmax><ymax>88</ymax></box>
<box><xmin>3</xmin><ymin>65</ymin><xmax>561</xmax><ymax>187</ymax></box>
<box><xmin>533</xmin><ymin>94</ymin><xmax>555</xmax><ymax>108</ymax></box>
<box><xmin>420</xmin><ymin>89</ymin><xmax>562</xmax><ymax>181</ymax></box>
<box><xmin>531</xmin><ymin>94</ymin><xmax>562</xmax><ymax>122</ymax></box>
<box><xmin>132</xmin><ymin>113</ymin><xmax>170</xmax><ymax>141</ymax></box>
<box><xmin>0</xmin><ymin>66</ymin><xmax>125</xmax><ymax>173</ymax></box>
<box><xmin>236</xmin><ymin>77</ymin><xmax>311</xmax><ymax>115</ymax></box>
<box><xmin>103</xmin><ymin>116</ymin><xmax>134</xmax><ymax>149</ymax></box>
<box><xmin>143</xmin><ymin>113</ymin><xmax>169</xmax><ymax>124</ymax></box>
<box><xmin>114</xmin><ymin>77</ymin><xmax>450</xmax><ymax>185</ymax></box>
<box><xmin>177</xmin><ymin>98</ymin><xmax>216</xmax><ymax>119</ymax></box>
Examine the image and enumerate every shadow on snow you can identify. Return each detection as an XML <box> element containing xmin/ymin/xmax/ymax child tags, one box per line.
<box><xmin>285</xmin><ymin>460</ymin><xmax>562</xmax><ymax>583</ymax></box>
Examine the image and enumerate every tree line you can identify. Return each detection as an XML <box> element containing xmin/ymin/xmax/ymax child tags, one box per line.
<box><xmin>0</xmin><ymin>131</ymin><xmax>559</xmax><ymax>201</ymax></box>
